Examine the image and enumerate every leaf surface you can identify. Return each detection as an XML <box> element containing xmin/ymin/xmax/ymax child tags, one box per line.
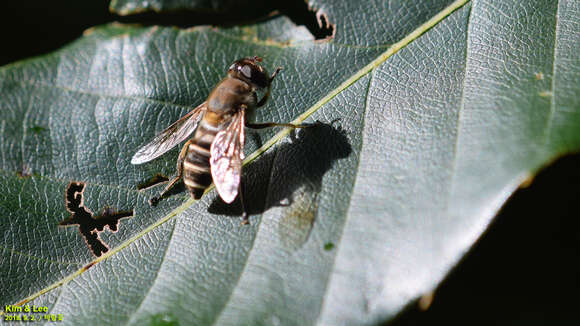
<box><xmin>1</xmin><ymin>0</ymin><xmax>579</xmax><ymax>325</ymax></box>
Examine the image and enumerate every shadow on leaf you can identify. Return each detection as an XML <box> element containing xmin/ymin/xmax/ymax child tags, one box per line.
<box><xmin>208</xmin><ymin>122</ymin><xmax>351</xmax><ymax>221</ymax></box>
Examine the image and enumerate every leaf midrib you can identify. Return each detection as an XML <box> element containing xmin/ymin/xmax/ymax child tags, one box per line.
<box><xmin>206</xmin><ymin>1</ymin><xmax>473</xmax><ymax>324</ymax></box>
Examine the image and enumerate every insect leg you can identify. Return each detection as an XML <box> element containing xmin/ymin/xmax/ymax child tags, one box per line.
<box><xmin>246</xmin><ymin>122</ymin><xmax>311</xmax><ymax>129</ymax></box>
<box><xmin>149</xmin><ymin>140</ymin><xmax>191</xmax><ymax>206</ymax></box>
<box><xmin>238</xmin><ymin>181</ymin><xmax>249</xmax><ymax>225</ymax></box>
<box><xmin>256</xmin><ymin>67</ymin><xmax>282</xmax><ymax>107</ymax></box>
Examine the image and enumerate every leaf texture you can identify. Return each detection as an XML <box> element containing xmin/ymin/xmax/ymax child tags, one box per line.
<box><xmin>1</xmin><ymin>0</ymin><xmax>579</xmax><ymax>325</ymax></box>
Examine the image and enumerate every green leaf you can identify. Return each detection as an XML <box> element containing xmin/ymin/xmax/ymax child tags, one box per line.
<box><xmin>1</xmin><ymin>0</ymin><xmax>579</xmax><ymax>325</ymax></box>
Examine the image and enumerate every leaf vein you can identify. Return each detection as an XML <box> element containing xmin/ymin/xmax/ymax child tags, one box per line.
<box><xmin>445</xmin><ymin>1</ymin><xmax>473</xmax><ymax>216</ymax></box>
<box><xmin>543</xmin><ymin>0</ymin><xmax>561</xmax><ymax>147</ymax></box>
<box><xmin>3</xmin><ymin>78</ymin><xmax>194</xmax><ymax>112</ymax></box>
<box><xmin>125</xmin><ymin>218</ymin><xmax>178</xmax><ymax>326</ymax></box>
<box><xmin>2</xmin><ymin>0</ymin><xmax>471</xmax><ymax>312</ymax></box>
<box><xmin>315</xmin><ymin>72</ymin><xmax>374</xmax><ymax>324</ymax></box>
<box><xmin>0</xmin><ymin>244</ymin><xmax>81</xmax><ymax>266</ymax></box>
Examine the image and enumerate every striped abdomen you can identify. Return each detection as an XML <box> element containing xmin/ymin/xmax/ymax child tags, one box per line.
<box><xmin>183</xmin><ymin>120</ymin><xmax>219</xmax><ymax>199</ymax></box>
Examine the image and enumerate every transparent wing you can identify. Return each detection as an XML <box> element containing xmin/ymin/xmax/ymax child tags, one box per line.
<box><xmin>131</xmin><ymin>102</ymin><xmax>206</xmax><ymax>164</ymax></box>
<box><xmin>210</xmin><ymin>110</ymin><xmax>246</xmax><ymax>204</ymax></box>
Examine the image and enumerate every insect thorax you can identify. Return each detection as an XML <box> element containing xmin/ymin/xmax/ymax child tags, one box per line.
<box><xmin>207</xmin><ymin>77</ymin><xmax>256</xmax><ymax>115</ymax></box>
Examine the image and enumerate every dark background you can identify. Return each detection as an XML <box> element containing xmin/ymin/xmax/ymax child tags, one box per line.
<box><xmin>1</xmin><ymin>1</ymin><xmax>578</xmax><ymax>325</ymax></box>
<box><xmin>391</xmin><ymin>154</ymin><xmax>580</xmax><ymax>325</ymax></box>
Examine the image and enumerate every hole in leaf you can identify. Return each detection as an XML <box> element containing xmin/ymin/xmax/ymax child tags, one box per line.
<box><xmin>115</xmin><ymin>1</ymin><xmax>334</xmax><ymax>40</ymax></box>
<box><xmin>59</xmin><ymin>181</ymin><xmax>134</xmax><ymax>257</ymax></box>
<box><xmin>278</xmin><ymin>2</ymin><xmax>335</xmax><ymax>40</ymax></box>
<box><xmin>0</xmin><ymin>0</ymin><xmax>336</xmax><ymax>66</ymax></box>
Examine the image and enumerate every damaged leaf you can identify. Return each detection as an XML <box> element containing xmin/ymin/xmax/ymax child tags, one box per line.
<box><xmin>59</xmin><ymin>182</ymin><xmax>133</xmax><ymax>257</ymax></box>
<box><xmin>1</xmin><ymin>0</ymin><xmax>579</xmax><ymax>325</ymax></box>
<box><xmin>110</xmin><ymin>0</ymin><xmax>256</xmax><ymax>15</ymax></box>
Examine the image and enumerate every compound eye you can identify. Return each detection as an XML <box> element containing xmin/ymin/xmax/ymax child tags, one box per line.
<box><xmin>240</xmin><ymin>65</ymin><xmax>252</xmax><ymax>78</ymax></box>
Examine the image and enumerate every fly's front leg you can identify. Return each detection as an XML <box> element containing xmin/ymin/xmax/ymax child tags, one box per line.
<box><xmin>257</xmin><ymin>67</ymin><xmax>282</xmax><ymax>107</ymax></box>
<box><xmin>149</xmin><ymin>140</ymin><xmax>191</xmax><ymax>206</ymax></box>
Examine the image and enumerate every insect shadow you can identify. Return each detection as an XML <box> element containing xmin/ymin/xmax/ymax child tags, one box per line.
<box><xmin>208</xmin><ymin>121</ymin><xmax>351</xmax><ymax>218</ymax></box>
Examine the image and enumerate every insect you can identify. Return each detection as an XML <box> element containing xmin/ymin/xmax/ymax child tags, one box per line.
<box><xmin>131</xmin><ymin>57</ymin><xmax>307</xmax><ymax>224</ymax></box>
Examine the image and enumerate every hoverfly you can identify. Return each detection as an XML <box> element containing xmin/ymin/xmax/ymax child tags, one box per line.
<box><xmin>131</xmin><ymin>57</ymin><xmax>306</xmax><ymax>224</ymax></box>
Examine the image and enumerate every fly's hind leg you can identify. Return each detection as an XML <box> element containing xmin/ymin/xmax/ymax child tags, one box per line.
<box><xmin>149</xmin><ymin>140</ymin><xmax>191</xmax><ymax>206</ymax></box>
<box><xmin>246</xmin><ymin>122</ymin><xmax>313</xmax><ymax>129</ymax></box>
<box><xmin>238</xmin><ymin>181</ymin><xmax>249</xmax><ymax>225</ymax></box>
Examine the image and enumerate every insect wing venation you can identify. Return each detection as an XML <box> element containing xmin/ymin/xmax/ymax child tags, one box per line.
<box><xmin>131</xmin><ymin>102</ymin><xmax>206</xmax><ymax>165</ymax></box>
<box><xmin>210</xmin><ymin>110</ymin><xmax>245</xmax><ymax>203</ymax></box>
